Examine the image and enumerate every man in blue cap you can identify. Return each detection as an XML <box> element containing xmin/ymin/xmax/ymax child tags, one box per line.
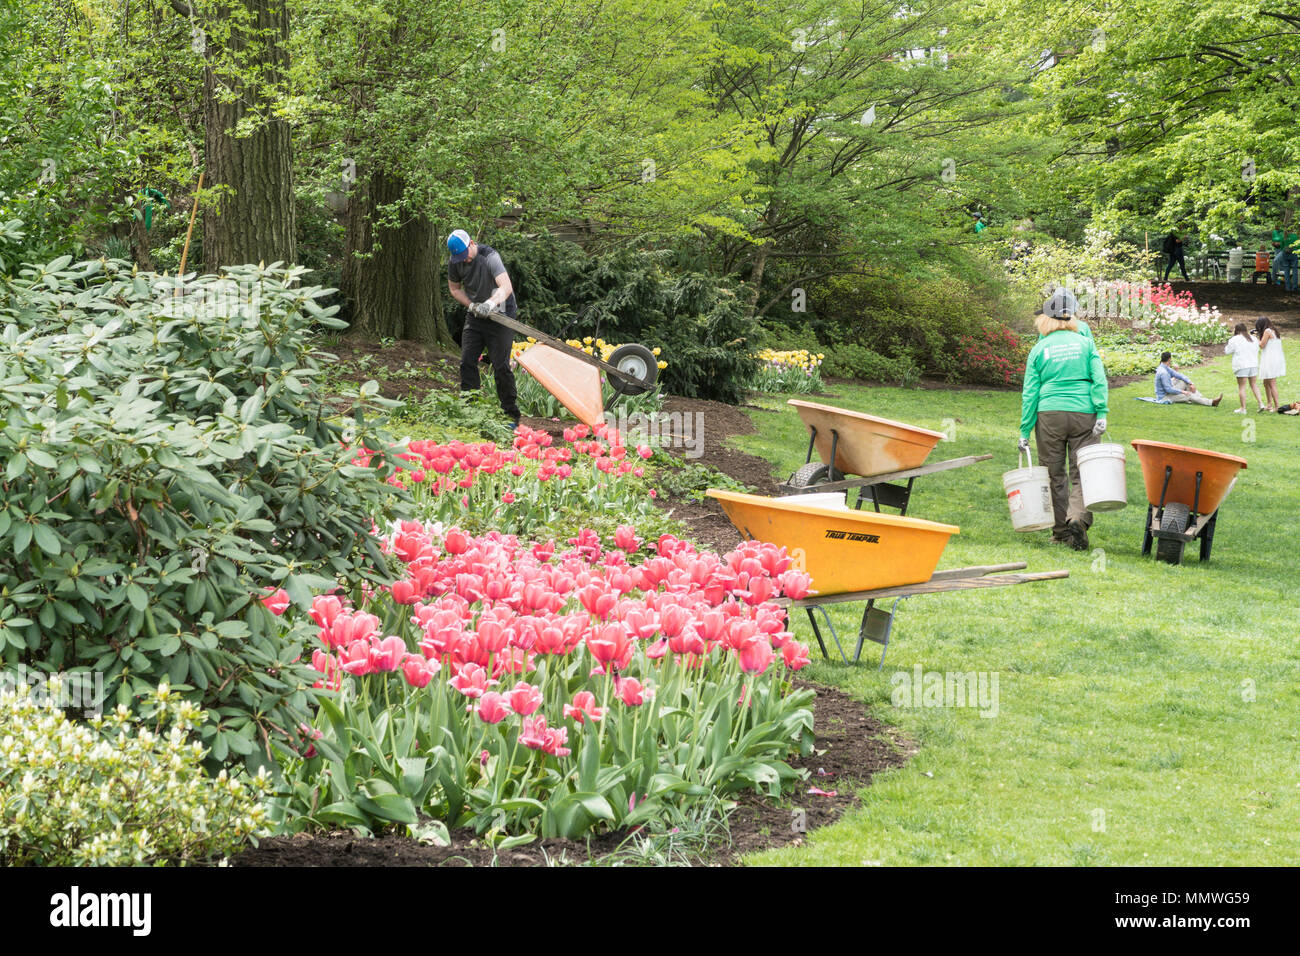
<box><xmin>446</xmin><ymin>228</ymin><xmax>520</xmax><ymax>428</ymax></box>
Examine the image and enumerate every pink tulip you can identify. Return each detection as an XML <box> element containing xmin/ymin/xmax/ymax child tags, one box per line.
<box><xmin>782</xmin><ymin>640</ymin><xmax>811</xmax><ymax>671</ymax></box>
<box><xmin>391</xmin><ymin>579</ymin><xmax>420</xmax><ymax>605</ymax></box>
<box><xmin>543</xmin><ymin>726</ymin><xmax>570</xmax><ymax>757</ymax></box>
<box><xmin>737</xmin><ymin>637</ymin><xmax>774</xmax><ymax>674</ymax></box>
<box><xmin>587</xmin><ymin>622</ymin><xmax>632</xmax><ymax>670</ymax></box>
<box><xmin>506</xmin><ymin>681</ymin><xmax>543</xmax><ymax>716</ymax></box>
<box><xmin>449</xmin><ymin>662</ymin><xmax>494</xmax><ymax>699</ymax></box>
<box><xmin>444</xmin><ymin>529</ymin><xmax>470</xmax><ymax>554</ymax></box>
<box><xmin>780</xmin><ymin>570</ymin><xmax>813</xmax><ymax>601</ymax></box>
<box><xmin>613</xmin><ymin>525</ymin><xmax>640</xmax><ymax>553</ymax></box>
<box><xmin>564</xmin><ymin>690</ymin><xmax>606</xmax><ymax>724</ymax></box>
<box><xmin>402</xmin><ymin>655</ymin><xmax>440</xmax><ymax>688</ymax></box>
<box><xmin>261</xmin><ymin>587</ymin><xmax>290</xmax><ymax>616</ymax></box>
<box><xmin>616</xmin><ymin>677</ymin><xmax>647</xmax><ymax>707</ymax></box>
<box><xmin>476</xmin><ymin>691</ymin><xmax>510</xmax><ymax>724</ymax></box>
<box><xmin>519</xmin><ymin>714</ymin><xmax>550</xmax><ymax>750</ymax></box>
<box><xmin>309</xmin><ymin>595</ymin><xmax>346</xmax><ymax>631</ymax></box>
<box><xmin>369</xmin><ymin>635</ymin><xmax>408</xmax><ymax>672</ymax></box>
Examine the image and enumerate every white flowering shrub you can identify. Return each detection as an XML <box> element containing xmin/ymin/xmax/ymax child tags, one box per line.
<box><xmin>0</xmin><ymin>681</ymin><xmax>271</xmax><ymax>866</ymax></box>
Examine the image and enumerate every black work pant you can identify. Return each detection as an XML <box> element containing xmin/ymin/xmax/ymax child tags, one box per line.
<box><xmin>1163</xmin><ymin>251</ymin><xmax>1188</xmax><ymax>281</ymax></box>
<box><xmin>459</xmin><ymin>315</ymin><xmax>520</xmax><ymax>420</ymax></box>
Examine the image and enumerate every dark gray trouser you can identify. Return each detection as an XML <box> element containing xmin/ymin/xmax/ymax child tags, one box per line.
<box><xmin>459</xmin><ymin>315</ymin><xmax>520</xmax><ymax>420</ymax></box>
<box><xmin>1034</xmin><ymin>410</ymin><xmax>1099</xmax><ymax>536</ymax></box>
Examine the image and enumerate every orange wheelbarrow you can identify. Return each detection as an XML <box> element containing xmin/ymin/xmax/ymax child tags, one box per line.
<box><xmin>778</xmin><ymin>400</ymin><xmax>993</xmax><ymax>514</ymax></box>
<box><xmin>1131</xmin><ymin>440</ymin><xmax>1248</xmax><ymax>565</ymax></box>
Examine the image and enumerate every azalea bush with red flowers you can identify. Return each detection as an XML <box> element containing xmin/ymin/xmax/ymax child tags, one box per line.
<box><xmin>955</xmin><ymin>325</ymin><xmax>1029</xmax><ymax>388</ymax></box>
<box><xmin>270</xmin><ymin>525</ymin><xmax>816</xmax><ymax>843</ymax></box>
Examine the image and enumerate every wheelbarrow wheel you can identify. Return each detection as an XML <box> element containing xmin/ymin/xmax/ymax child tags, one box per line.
<box><xmin>607</xmin><ymin>343</ymin><xmax>659</xmax><ymax>396</ymax></box>
<box><xmin>788</xmin><ymin>462</ymin><xmax>833</xmax><ymax>489</ymax></box>
<box><xmin>1156</xmin><ymin>502</ymin><xmax>1190</xmax><ymax>565</ymax></box>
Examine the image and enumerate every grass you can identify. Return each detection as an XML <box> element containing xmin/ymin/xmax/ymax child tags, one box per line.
<box><xmin>732</xmin><ymin>342</ymin><xmax>1300</xmax><ymax>865</ymax></box>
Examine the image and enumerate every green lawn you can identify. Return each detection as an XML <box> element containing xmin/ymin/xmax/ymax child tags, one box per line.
<box><xmin>735</xmin><ymin>343</ymin><xmax>1300</xmax><ymax>865</ymax></box>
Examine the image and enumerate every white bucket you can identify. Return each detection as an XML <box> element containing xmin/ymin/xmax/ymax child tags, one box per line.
<box><xmin>1077</xmin><ymin>442</ymin><xmax>1128</xmax><ymax>512</ymax></box>
<box><xmin>775</xmin><ymin>491</ymin><xmax>851</xmax><ymax>511</ymax></box>
<box><xmin>1003</xmin><ymin>448</ymin><xmax>1054</xmax><ymax>532</ymax></box>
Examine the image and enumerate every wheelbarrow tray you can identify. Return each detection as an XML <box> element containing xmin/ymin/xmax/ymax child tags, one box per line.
<box><xmin>1131</xmin><ymin>440</ymin><xmax>1247</xmax><ymax>514</ymax></box>
<box><xmin>788</xmin><ymin>400</ymin><xmax>946</xmax><ymax>478</ymax></box>
<box><xmin>706</xmin><ymin>488</ymin><xmax>959</xmax><ymax>595</ymax></box>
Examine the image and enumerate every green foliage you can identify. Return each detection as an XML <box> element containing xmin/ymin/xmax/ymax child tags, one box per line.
<box><xmin>806</xmin><ymin>272</ymin><xmax>1005</xmax><ymax>383</ymax></box>
<box><xmin>1093</xmin><ymin>332</ymin><xmax>1197</xmax><ymax>377</ymax></box>
<box><xmin>0</xmin><ymin>257</ymin><xmax>408</xmax><ymax>770</ymax></box>
<box><xmin>389</xmin><ymin>388</ymin><xmax>516</xmax><ymax>445</ymax></box>
<box><xmin>821</xmin><ymin>343</ymin><xmax>922</xmax><ymax>386</ymax></box>
<box><xmin>647</xmin><ymin>458</ymin><xmax>751</xmax><ymax>503</ymax></box>
<box><xmin>0</xmin><ymin>681</ymin><xmax>271</xmax><ymax>866</ymax></box>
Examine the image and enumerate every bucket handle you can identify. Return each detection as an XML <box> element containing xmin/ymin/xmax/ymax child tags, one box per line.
<box><xmin>1019</xmin><ymin>445</ymin><xmax>1034</xmax><ymax>469</ymax></box>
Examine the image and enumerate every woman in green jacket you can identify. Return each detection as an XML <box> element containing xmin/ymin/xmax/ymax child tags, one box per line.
<box><xmin>1019</xmin><ymin>302</ymin><xmax>1110</xmax><ymax>550</ymax></box>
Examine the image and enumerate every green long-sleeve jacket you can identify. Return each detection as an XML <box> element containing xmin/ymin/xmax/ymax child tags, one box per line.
<box><xmin>1019</xmin><ymin>329</ymin><xmax>1109</xmax><ymax>439</ymax></box>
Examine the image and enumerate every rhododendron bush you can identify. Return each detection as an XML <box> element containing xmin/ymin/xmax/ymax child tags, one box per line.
<box><xmin>270</xmin><ymin>524</ymin><xmax>817</xmax><ymax>841</ymax></box>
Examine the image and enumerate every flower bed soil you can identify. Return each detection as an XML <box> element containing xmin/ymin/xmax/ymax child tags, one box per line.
<box><xmin>230</xmin><ymin>679</ymin><xmax>909</xmax><ymax>867</ymax></box>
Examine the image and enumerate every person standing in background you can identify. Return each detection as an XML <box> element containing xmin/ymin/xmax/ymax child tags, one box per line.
<box><xmin>1256</xmin><ymin>316</ymin><xmax>1286</xmax><ymax>412</ymax></box>
<box><xmin>1162</xmin><ymin>230</ymin><xmax>1188</xmax><ymax>281</ymax></box>
<box><xmin>1225</xmin><ymin>323</ymin><xmax>1262</xmax><ymax>413</ymax></box>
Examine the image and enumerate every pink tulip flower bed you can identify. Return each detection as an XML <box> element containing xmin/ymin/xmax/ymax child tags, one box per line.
<box><xmin>271</xmin><ymin>521</ymin><xmax>817</xmax><ymax>843</ymax></box>
<box><xmin>363</xmin><ymin>423</ymin><xmax>665</xmax><ymax>539</ymax></box>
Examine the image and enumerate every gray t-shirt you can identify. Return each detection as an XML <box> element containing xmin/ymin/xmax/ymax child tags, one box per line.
<box><xmin>449</xmin><ymin>243</ymin><xmax>517</xmax><ymax>317</ymax></box>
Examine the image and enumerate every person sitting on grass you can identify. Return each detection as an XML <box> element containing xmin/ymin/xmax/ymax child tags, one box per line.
<box><xmin>1154</xmin><ymin>352</ymin><xmax>1222</xmax><ymax>407</ymax></box>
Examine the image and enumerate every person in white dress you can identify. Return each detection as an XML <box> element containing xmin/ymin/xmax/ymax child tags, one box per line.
<box><xmin>1255</xmin><ymin>316</ymin><xmax>1286</xmax><ymax>412</ymax></box>
<box><xmin>1225</xmin><ymin>323</ymin><xmax>1262</xmax><ymax>413</ymax></box>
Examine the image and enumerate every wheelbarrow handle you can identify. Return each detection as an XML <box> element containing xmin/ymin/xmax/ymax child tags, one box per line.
<box><xmin>479</xmin><ymin>309</ymin><xmax>648</xmax><ymax>387</ymax></box>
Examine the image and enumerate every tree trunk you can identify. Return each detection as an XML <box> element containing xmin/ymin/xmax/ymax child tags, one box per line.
<box><xmin>201</xmin><ymin>0</ymin><xmax>295</xmax><ymax>272</ymax></box>
<box><xmin>341</xmin><ymin>169</ymin><xmax>455</xmax><ymax>349</ymax></box>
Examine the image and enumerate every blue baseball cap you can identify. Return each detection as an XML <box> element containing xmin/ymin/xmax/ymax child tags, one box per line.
<box><xmin>447</xmin><ymin>229</ymin><xmax>472</xmax><ymax>263</ymax></box>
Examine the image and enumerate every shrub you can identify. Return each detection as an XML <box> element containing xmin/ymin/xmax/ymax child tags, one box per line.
<box><xmin>955</xmin><ymin>325</ymin><xmax>1029</xmax><ymax>388</ymax></box>
<box><xmin>0</xmin><ymin>256</ymin><xmax>409</xmax><ymax>769</ymax></box>
<box><xmin>0</xmin><ymin>681</ymin><xmax>271</xmax><ymax>865</ymax></box>
<box><xmin>461</xmin><ymin>233</ymin><xmax>759</xmax><ymax>403</ymax></box>
<box><xmin>821</xmin><ymin>343</ymin><xmax>921</xmax><ymax>386</ymax></box>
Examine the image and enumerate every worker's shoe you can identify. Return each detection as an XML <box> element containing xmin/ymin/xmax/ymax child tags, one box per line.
<box><xmin>1066</xmin><ymin>519</ymin><xmax>1090</xmax><ymax>551</ymax></box>
<box><xmin>1211</xmin><ymin>393</ymin><xmax>1223</xmax><ymax>406</ymax></box>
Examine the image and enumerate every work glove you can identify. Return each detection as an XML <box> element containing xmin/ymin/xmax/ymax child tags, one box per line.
<box><xmin>470</xmin><ymin>300</ymin><xmax>494</xmax><ymax>318</ymax></box>
<box><xmin>1018</xmin><ymin>437</ymin><xmax>1030</xmax><ymax>454</ymax></box>
<box><xmin>1091</xmin><ymin>418</ymin><xmax>1107</xmax><ymax>437</ymax></box>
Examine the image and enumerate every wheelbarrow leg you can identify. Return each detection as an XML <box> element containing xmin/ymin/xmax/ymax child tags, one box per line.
<box><xmin>1141</xmin><ymin>504</ymin><xmax>1154</xmax><ymax>556</ymax></box>
<box><xmin>804</xmin><ymin>426</ymin><xmax>817</xmax><ymax>466</ymax></box>
<box><xmin>854</xmin><ymin>598</ymin><xmax>902</xmax><ymax>669</ymax></box>
<box><xmin>805</xmin><ymin>606</ymin><xmax>848</xmax><ymax>665</ymax></box>
<box><xmin>1199</xmin><ymin>510</ymin><xmax>1218</xmax><ymax>562</ymax></box>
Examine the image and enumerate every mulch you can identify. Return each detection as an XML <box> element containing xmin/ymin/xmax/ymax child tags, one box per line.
<box><xmin>229</xmin><ymin>681</ymin><xmax>910</xmax><ymax>867</ymax></box>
